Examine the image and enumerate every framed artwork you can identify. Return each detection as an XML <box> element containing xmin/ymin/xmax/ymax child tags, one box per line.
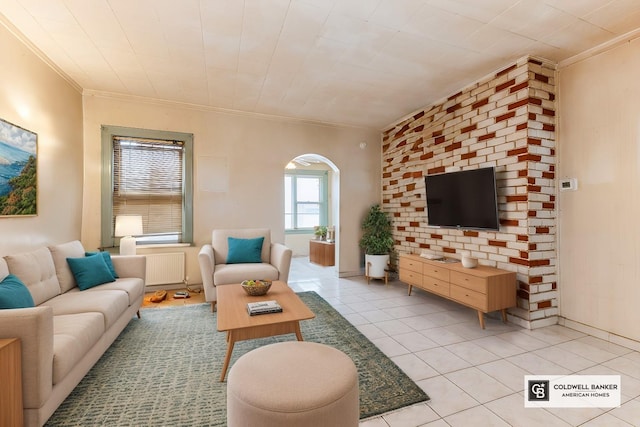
<box><xmin>0</xmin><ymin>118</ymin><xmax>37</xmax><ymax>216</ymax></box>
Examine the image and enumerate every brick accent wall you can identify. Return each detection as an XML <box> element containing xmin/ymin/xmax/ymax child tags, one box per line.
<box><xmin>382</xmin><ymin>56</ymin><xmax>556</xmax><ymax>329</ymax></box>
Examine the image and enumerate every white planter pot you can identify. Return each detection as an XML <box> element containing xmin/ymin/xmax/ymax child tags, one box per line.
<box><xmin>365</xmin><ymin>254</ymin><xmax>389</xmax><ymax>278</ymax></box>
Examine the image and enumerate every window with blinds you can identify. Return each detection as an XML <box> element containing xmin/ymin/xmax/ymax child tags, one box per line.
<box><xmin>113</xmin><ymin>137</ymin><xmax>184</xmax><ymax>244</ymax></box>
<box><xmin>101</xmin><ymin>125</ymin><xmax>193</xmax><ymax>249</ymax></box>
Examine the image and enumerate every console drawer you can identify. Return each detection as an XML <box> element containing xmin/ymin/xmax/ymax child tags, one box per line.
<box><xmin>423</xmin><ymin>264</ymin><xmax>450</xmax><ymax>282</ymax></box>
<box><xmin>421</xmin><ymin>277</ymin><xmax>450</xmax><ymax>298</ymax></box>
<box><xmin>399</xmin><ymin>256</ymin><xmax>422</xmax><ymax>274</ymax></box>
<box><xmin>450</xmin><ymin>285</ymin><xmax>487</xmax><ymax>311</ymax></box>
<box><xmin>450</xmin><ymin>270</ymin><xmax>487</xmax><ymax>294</ymax></box>
<box><xmin>399</xmin><ymin>269</ymin><xmax>421</xmax><ymax>287</ymax></box>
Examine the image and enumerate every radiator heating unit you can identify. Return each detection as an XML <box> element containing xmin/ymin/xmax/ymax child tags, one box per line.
<box><xmin>145</xmin><ymin>253</ymin><xmax>185</xmax><ymax>286</ymax></box>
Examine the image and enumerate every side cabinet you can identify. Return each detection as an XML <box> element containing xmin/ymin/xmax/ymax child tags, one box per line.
<box><xmin>0</xmin><ymin>338</ymin><xmax>23</xmax><ymax>427</ymax></box>
<box><xmin>309</xmin><ymin>240</ymin><xmax>335</xmax><ymax>266</ymax></box>
<box><xmin>399</xmin><ymin>254</ymin><xmax>516</xmax><ymax>329</ymax></box>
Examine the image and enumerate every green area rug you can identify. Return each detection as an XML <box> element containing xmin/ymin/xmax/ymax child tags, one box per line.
<box><xmin>46</xmin><ymin>291</ymin><xmax>429</xmax><ymax>426</ymax></box>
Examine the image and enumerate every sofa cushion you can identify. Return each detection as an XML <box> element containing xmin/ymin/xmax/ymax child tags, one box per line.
<box><xmin>82</xmin><ymin>277</ymin><xmax>144</xmax><ymax>306</ymax></box>
<box><xmin>52</xmin><ymin>312</ymin><xmax>104</xmax><ymax>384</ymax></box>
<box><xmin>214</xmin><ymin>263</ymin><xmax>279</xmax><ymax>285</ymax></box>
<box><xmin>5</xmin><ymin>247</ymin><xmax>61</xmax><ymax>305</ymax></box>
<box><xmin>0</xmin><ymin>274</ymin><xmax>35</xmax><ymax>309</ymax></box>
<box><xmin>227</xmin><ymin>237</ymin><xmax>264</xmax><ymax>264</ymax></box>
<box><xmin>86</xmin><ymin>251</ymin><xmax>118</xmax><ymax>278</ymax></box>
<box><xmin>67</xmin><ymin>254</ymin><xmax>116</xmax><ymax>290</ymax></box>
<box><xmin>48</xmin><ymin>240</ymin><xmax>85</xmax><ymax>292</ymax></box>
<box><xmin>42</xmin><ymin>290</ymin><xmax>129</xmax><ymax>330</ymax></box>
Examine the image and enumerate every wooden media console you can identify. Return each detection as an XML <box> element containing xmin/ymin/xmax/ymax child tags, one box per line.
<box><xmin>399</xmin><ymin>253</ymin><xmax>516</xmax><ymax>329</ymax></box>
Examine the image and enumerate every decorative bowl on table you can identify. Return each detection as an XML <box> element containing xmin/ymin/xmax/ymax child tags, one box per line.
<box><xmin>241</xmin><ymin>279</ymin><xmax>272</xmax><ymax>296</ymax></box>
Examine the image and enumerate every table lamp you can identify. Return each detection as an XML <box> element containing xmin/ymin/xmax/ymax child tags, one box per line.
<box><xmin>115</xmin><ymin>215</ymin><xmax>143</xmax><ymax>255</ymax></box>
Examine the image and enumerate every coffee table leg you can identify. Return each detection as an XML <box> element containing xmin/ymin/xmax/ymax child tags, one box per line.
<box><xmin>220</xmin><ymin>333</ymin><xmax>236</xmax><ymax>382</ymax></box>
<box><xmin>294</xmin><ymin>322</ymin><xmax>304</xmax><ymax>341</ymax></box>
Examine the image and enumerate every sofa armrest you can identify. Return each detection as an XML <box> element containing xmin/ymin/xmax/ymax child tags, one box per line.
<box><xmin>270</xmin><ymin>243</ymin><xmax>293</xmax><ymax>283</ymax></box>
<box><xmin>111</xmin><ymin>255</ymin><xmax>146</xmax><ymax>281</ymax></box>
<box><xmin>0</xmin><ymin>306</ymin><xmax>54</xmax><ymax>409</ymax></box>
<box><xmin>199</xmin><ymin>245</ymin><xmax>215</xmax><ymax>302</ymax></box>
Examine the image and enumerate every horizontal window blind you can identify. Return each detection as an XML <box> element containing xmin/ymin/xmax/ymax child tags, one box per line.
<box><xmin>113</xmin><ymin>137</ymin><xmax>184</xmax><ymax>242</ymax></box>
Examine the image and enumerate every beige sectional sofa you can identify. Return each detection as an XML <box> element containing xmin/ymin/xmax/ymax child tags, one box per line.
<box><xmin>0</xmin><ymin>240</ymin><xmax>146</xmax><ymax>427</ymax></box>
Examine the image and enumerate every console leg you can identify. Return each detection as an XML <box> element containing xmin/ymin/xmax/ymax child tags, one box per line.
<box><xmin>501</xmin><ymin>309</ymin><xmax>508</xmax><ymax>323</ymax></box>
<box><xmin>477</xmin><ymin>311</ymin><xmax>485</xmax><ymax>329</ymax></box>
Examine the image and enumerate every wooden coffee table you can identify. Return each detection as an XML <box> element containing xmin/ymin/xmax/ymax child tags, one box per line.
<box><xmin>216</xmin><ymin>281</ymin><xmax>315</xmax><ymax>381</ymax></box>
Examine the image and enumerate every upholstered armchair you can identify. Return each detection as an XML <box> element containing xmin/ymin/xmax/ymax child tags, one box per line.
<box><xmin>198</xmin><ymin>228</ymin><xmax>292</xmax><ymax>311</ymax></box>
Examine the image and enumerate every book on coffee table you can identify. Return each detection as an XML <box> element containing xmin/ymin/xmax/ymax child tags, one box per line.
<box><xmin>247</xmin><ymin>300</ymin><xmax>283</xmax><ymax>316</ymax></box>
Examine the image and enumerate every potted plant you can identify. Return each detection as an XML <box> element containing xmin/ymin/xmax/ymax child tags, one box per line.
<box><xmin>314</xmin><ymin>225</ymin><xmax>327</xmax><ymax>240</ymax></box>
<box><xmin>359</xmin><ymin>204</ymin><xmax>395</xmax><ymax>279</ymax></box>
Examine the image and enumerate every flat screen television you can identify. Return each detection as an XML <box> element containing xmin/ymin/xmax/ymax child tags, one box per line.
<box><xmin>424</xmin><ymin>167</ymin><xmax>499</xmax><ymax>231</ymax></box>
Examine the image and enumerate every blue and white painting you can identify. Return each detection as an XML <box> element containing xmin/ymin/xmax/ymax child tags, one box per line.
<box><xmin>0</xmin><ymin>118</ymin><xmax>37</xmax><ymax>216</ymax></box>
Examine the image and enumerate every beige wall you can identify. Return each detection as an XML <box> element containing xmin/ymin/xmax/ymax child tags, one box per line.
<box><xmin>558</xmin><ymin>37</ymin><xmax>640</xmax><ymax>345</ymax></box>
<box><xmin>81</xmin><ymin>93</ymin><xmax>380</xmax><ymax>283</ymax></box>
<box><xmin>0</xmin><ymin>21</ymin><xmax>83</xmax><ymax>256</ymax></box>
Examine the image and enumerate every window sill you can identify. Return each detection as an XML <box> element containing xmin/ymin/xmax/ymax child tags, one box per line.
<box><xmin>136</xmin><ymin>243</ymin><xmax>192</xmax><ymax>249</ymax></box>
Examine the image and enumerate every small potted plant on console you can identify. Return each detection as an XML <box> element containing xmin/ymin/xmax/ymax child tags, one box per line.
<box><xmin>314</xmin><ymin>225</ymin><xmax>328</xmax><ymax>240</ymax></box>
<box><xmin>359</xmin><ymin>204</ymin><xmax>395</xmax><ymax>283</ymax></box>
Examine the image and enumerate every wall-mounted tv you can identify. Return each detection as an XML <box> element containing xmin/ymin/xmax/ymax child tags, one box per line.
<box><xmin>424</xmin><ymin>167</ymin><xmax>499</xmax><ymax>231</ymax></box>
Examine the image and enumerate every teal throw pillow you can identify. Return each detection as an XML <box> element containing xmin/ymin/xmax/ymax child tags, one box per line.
<box><xmin>67</xmin><ymin>254</ymin><xmax>116</xmax><ymax>290</ymax></box>
<box><xmin>85</xmin><ymin>251</ymin><xmax>119</xmax><ymax>278</ymax></box>
<box><xmin>226</xmin><ymin>237</ymin><xmax>264</xmax><ymax>264</ymax></box>
<box><xmin>0</xmin><ymin>274</ymin><xmax>35</xmax><ymax>309</ymax></box>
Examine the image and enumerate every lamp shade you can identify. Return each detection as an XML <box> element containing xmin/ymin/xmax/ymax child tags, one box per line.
<box><xmin>115</xmin><ymin>215</ymin><xmax>143</xmax><ymax>237</ymax></box>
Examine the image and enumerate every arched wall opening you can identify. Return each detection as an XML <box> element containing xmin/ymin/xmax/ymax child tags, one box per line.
<box><xmin>284</xmin><ymin>154</ymin><xmax>340</xmax><ymax>275</ymax></box>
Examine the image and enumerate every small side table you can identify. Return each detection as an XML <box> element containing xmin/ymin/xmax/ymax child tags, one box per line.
<box><xmin>309</xmin><ymin>240</ymin><xmax>335</xmax><ymax>266</ymax></box>
<box><xmin>0</xmin><ymin>338</ymin><xmax>23</xmax><ymax>426</ymax></box>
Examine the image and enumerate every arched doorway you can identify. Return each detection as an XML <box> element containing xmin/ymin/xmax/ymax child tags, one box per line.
<box><xmin>284</xmin><ymin>154</ymin><xmax>340</xmax><ymax>274</ymax></box>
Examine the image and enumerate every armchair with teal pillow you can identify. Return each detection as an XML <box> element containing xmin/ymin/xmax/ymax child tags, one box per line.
<box><xmin>198</xmin><ymin>229</ymin><xmax>292</xmax><ymax>311</ymax></box>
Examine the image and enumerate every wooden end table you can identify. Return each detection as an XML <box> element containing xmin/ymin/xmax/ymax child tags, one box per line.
<box><xmin>216</xmin><ymin>281</ymin><xmax>315</xmax><ymax>382</ymax></box>
<box><xmin>0</xmin><ymin>338</ymin><xmax>23</xmax><ymax>426</ymax></box>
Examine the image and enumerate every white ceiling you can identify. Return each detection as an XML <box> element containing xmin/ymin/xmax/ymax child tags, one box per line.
<box><xmin>1</xmin><ymin>0</ymin><xmax>640</xmax><ymax>129</ymax></box>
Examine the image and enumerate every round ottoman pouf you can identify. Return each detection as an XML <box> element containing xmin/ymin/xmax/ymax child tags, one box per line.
<box><xmin>227</xmin><ymin>341</ymin><xmax>359</xmax><ymax>427</ymax></box>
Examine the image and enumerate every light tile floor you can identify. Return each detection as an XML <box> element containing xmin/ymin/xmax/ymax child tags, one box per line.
<box><xmin>287</xmin><ymin>257</ymin><xmax>640</xmax><ymax>427</ymax></box>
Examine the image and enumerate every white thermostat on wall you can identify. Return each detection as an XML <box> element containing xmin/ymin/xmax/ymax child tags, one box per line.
<box><xmin>559</xmin><ymin>178</ymin><xmax>578</xmax><ymax>191</ymax></box>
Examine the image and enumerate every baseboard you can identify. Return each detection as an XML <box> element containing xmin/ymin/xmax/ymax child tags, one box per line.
<box><xmin>145</xmin><ymin>283</ymin><xmax>202</xmax><ymax>293</ymax></box>
<box><xmin>338</xmin><ymin>269</ymin><xmax>364</xmax><ymax>278</ymax></box>
<box><xmin>558</xmin><ymin>317</ymin><xmax>640</xmax><ymax>352</ymax></box>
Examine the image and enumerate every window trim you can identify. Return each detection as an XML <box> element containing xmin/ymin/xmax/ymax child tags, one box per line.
<box><xmin>101</xmin><ymin>125</ymin><xmax>193</xmax><ymax>248</ymax></box>
<box><xmin>284</xmin><ymin>170</ymin><xmax>328</xmax><ymax>234</ymax></box>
